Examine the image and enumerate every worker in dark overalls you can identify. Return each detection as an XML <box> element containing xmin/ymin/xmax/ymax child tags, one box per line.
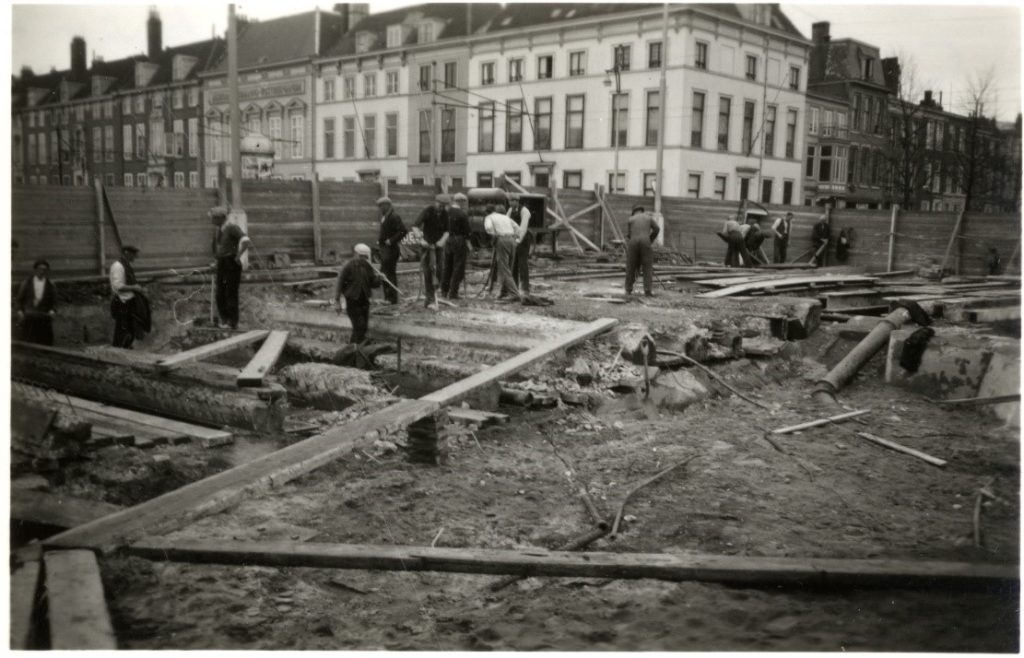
<box><xmin>624</xmin><ymin>204</ymin><xmax>660</xmax><ymax>297</ymax></box>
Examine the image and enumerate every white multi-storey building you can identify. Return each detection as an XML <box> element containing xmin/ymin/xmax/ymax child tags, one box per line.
<box><xmin>464</xmin><ymin>3</ymin><xmax>810</xmax><ymax>202</ymax></box>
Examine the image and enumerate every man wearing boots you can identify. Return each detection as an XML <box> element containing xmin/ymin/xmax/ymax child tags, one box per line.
<box><xmin>109</xmin><ymin>244</ymin><xmax>146</xmax><ymax>348</ymax></box>
<box><xmin>210</xmin><ymin>206</ymin><xmax>251</xmax><ymax>329</ymax></box>
<box><xmin>334</xmin><ymin>243</ymin><xmax>381</xmax><ymax>344</ymax></box>
<box><xmin>376</xmin><ymin>196</ymin><xmax>408</xmax><ymax>304</ymax></box>
<box><xmin>441</xmin><ymin>193</ymin><xmax>471</xmax><ymax>300</ymax></box>
<box><xmin>414</xmin><ymin>194</ymin><xmax>449</xmax><ymax>310</ymax></box>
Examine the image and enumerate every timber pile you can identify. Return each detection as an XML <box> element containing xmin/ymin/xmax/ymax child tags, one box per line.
<box><xmin>12</xmin><ymin>342</ymin><xmax>283</xmax><ymax>433</ymax></box>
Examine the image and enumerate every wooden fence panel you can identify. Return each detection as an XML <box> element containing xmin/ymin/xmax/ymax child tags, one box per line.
<box><xmin>12</xmin><ymin>186</ymin><xmax>99</xmax><ymax>276</ymax></box>
<box><xmin>235</xmin><ymin>181</ymin><xmax>315</xmax><ymax>263</ymax></box>
<box><xmin>319</xmin><ymin>181</ymin><xmax>381</xmax><ymax>259</ymax></box>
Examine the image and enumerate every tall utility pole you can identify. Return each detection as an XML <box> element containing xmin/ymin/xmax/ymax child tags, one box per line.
<box><xmin>605</xmin><ymin>51</ymin><xmax>622</xmax><ymax>194</ymax></box>
<box><xmin>754</xmin><ymin>35</ymin><xmax>769</xmax><ymax>200</ymax></box>
<box><xmin>228</xmin><ymin>4</ymin><xmax>242</xmax><ymax>210</ymax></box>
<box><xmin>652</xmin><ymin>2</ymin><xmax>669</xmax><ymax>245</ymax></box>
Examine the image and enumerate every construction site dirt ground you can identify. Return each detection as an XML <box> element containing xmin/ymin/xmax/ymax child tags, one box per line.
<box><xmin>23</xmin><ymin>261</ymin><xmax>1021</xmax><ymax>651</ymax></box>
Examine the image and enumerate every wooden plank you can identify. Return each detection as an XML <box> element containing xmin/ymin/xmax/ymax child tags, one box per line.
<box><xmin>128</xmin><ymin>538</ymin><xmax>1018</xmax><ymax>590</ymax></box>
<box><xmin>965</xmin><ymin>307</ymin><xmax>1021</xmax><ymax>323</ymax></box>
<box><xmin>10</xmin><ymin>558</ymin><xmax>42</xmax><ymax>649</ymax></box>
<box><xmin>930</xmin><ymin>393</ymin><xmax>1021</xmax><ymax>406</ymax></box>
<box><xmin>43</xmin><ymin>391</ymin><xmax>231</xmax><ymax>442</ymax></box>
<box><xmin>43</xmin><ymin>398</ymin><xmax>438</xmax><ymax>553</ymax></box>
<box><xmin>422</xmin><ymin>318</ymin><xmax>617</xmax><ymax>407</ymax></box>
<box><xmin>237</xmin><ymin>330</ymin><xmax>290</xmax><ymax>387</ymax></box>
<box><xmin>44</xmin><ymin>550</ymin><xmax>117</xmax><ymax>649</ymax></box>
<box><xmin>447</xmin><ymin>408</ymin><xmax>509</xmax><ymax>426</ymax></box>
<box><xmin>854</xmin><ymin>432</ymin><xmax>947</xmax><ymax>467</ymax></box>
<box><xmin>699</xmin><ymin>275</ymin><xmax>878</xmax><ymax>298</ymax></box>
<box><xmin>154</xmin><ymin>329</ymin><xmax>269</xmax><ymax>372</ymax></box>
<box><xmin>771</xmin><ymin>409</ymin><xmax>870</xmax><ymax>434</ymax></box>
<box><xmin>12</xmin><ymin>490</ymin><xmax>123</xmax><ymax>530</ymax></box>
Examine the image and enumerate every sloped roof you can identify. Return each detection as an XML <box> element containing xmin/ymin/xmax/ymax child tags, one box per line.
<box><xmin>149</xmin><ymin>37</ymin><xmax>225</xmax><ymax>85</ymax></box>
<box><xmin>478</xmin><ymin>3</ymin><xmax>804</xmax><ymax>39</ymax></box>
<box><xmin>210</xmin><ymin>10</ymin><xmax>347</xmax><ymax>73</ymax></box>
<box><xmin>321</xmin><ymin>3</ymin><xmax>501</xmax><ymax>59</ymax></box>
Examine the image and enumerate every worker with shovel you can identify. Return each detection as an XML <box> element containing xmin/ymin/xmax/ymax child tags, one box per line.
<box><xmin>811</xmin><ymin>214</ymin><xmax>831</xmax><ymax>267</ymax></box>
<box><xmin>333</xmin><ymin>243</ymin><xmax>381</xmax><ymax>344</ymax></box>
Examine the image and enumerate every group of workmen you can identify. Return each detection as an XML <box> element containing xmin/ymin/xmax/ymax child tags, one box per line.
<box><xmin>332</xmin><ymin>193</ymin><xmax>535</xmax><ymax>343</ymax></box>
<box><xmin>717</xmin><ymin>211</ymin><xmax>832</xmax><ymax>268</ymax></box>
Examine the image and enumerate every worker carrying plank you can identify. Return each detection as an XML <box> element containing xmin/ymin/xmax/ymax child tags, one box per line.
<box><xmin>333</xmin><ymin>243</ymin><xmax>381</xmax><ymax>344</ymax></box>
<box><xmin>210</xmin><ymin>206</ymin><xmax>252</xmax><ymax>329</ymax></box>
<box><xmin>624</xmin><ymin>204</ymin><xmax>660</xmax><ymax>297</ymax></box>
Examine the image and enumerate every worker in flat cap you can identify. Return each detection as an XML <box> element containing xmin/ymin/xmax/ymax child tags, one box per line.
<box><xmin>441</xmin><ymin>192</ymin><xmax>471</xmax><ymax>300</ymax></box>
<box><xmin>209</xmin><ymin>206</ymin><xmax>252</xmax><ymax>329</ymax></box>
<box><xmin>376</xmin><ymin>196</ymin><xmax>407</xmax><ymax>304</ymax></box>
<box><xmin>625</xmin><ymin>204</ymin><xmax>660</xmax><ymax>297</ymax></box>
<box><xmin>15</xmin><ymin>258</ymin><xmax>57</xmax><ymax>345</ymax></box>
<box><xmin>109</xmin><ymin>244</ymin><xmax>150</xmax><ymax>348</ymax></box>
<box><xmin>334</xmin><ymin>243</ymin><xmax>381</xmax><ymax>344</ymax></box>
<box><xmin>811</xmin><ymin>214</ymin><xmax>831</xmax><ymax>267</ymax></box>
<box><xmin>414</xmin><ymin>193</ymin><xmax>450</xmax><ymax>310</ymax></box>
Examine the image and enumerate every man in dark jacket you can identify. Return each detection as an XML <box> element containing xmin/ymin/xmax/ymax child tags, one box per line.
<box><xmin>15</xmin><ymin>258</ymin><xmax>57</xmax><ymax>345</ymax></box>
<box><xmin>414</xmin><ymin>194</ymin><xmax>450</xmax><ymax>309</ymax></box>
<box><xmin>744</xmin><ymin>217</ymin><xmax>767</xmax><ymax>265</ymax></box>
<box><xmin>334</xmin><ymin>243</ymin><xmax>381</xmax><ymax>344</ymax></box>
<box><xmin>441</xmin><ymin>193</ymin><xmax>471</xmax><ymax>300</ymax></box>
<box><xmin>811</xmin><ymin>215</ymin><xmax>831</xmax><ymax>267</ymax></box>
<box><xmin>625</xmin><ymin>204</ymin><xmax>660</xmax><ymax>296</ymax></box>
<box><xmin>508</xmin><ymin>195</ymin><xmax>533</xmax><ymax>295</ymax></box>
<box><xmin>376</xmin><ymin>196</ymin><xmax>407</xmax><ymax>304</ymax></box>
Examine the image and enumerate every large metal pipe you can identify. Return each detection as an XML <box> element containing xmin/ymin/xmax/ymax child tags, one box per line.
<box><xmin>813</xmin><ymin>307</ymin><xmax>912</xmax><ymax>404</ymax></box>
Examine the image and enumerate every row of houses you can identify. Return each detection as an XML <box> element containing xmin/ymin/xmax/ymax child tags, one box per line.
<box><xmin>11</xmin><ymin>3</ymin><xmax>1022</xmax><ymax>212</ymax></box>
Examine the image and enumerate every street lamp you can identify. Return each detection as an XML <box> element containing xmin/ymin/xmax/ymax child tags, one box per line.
<box><xmin>604</xmin><ymin>47</ymin><xmax>623</xmax><ymax>195</ymax></box>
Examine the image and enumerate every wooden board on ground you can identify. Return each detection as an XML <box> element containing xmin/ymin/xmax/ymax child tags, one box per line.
<box><xmin>44</xmin><ymin>318</ymin><xmax>618</xmax><ymax>554</ymax></box>
<box><xmin>447</xmin><ymin>408</ymin><xmax>509</xmax><ymax>427</ymax></box>
<box><xmin>73</xmin><ymin>408</ymin><xmax>187</xmax><ymax>444</ymax></box>
<box><xmin>237</xmin><ymin>330</ymin><xmax>290</xmax><ymax>387</ymax></box>
<box><xmin>699</xmin><ymin>275</ymin><xmax>878</xmax><ymax>298</ymax></box>
<box><xmin>12</xmin><ymin>490</ymin><xmax>124</xmax><ymax>530</ymax></box>
<box><xmin>10</xmin><ymin>558</ymin><xmax>42</xmax><ymax>649</ymax></box>
<box><xmin>35</xmin><ymin>389</ymin><xmax>232</xmax><ymax>443</ymax></box>
<box><xmin>155</xmin><ymin>329</ymin><xmax>269</xmax><ymax>372</ymax></box>
<box><xmin>128</xmin><ymin>538</ymin><xmax>1018</xmax><ymax>590</ymax></box>
<box><xmin>44</xmin><ymin>550</ymin><xmax>117</xmax><ymax>649</ymax></box>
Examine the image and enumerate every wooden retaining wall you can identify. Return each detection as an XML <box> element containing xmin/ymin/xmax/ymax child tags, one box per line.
<box><xmin>11</xmin><ymin>182</ymin><xmax>1020</xmax><ymax>277</ymax></box>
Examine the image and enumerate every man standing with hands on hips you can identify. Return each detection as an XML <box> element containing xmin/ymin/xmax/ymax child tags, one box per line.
<box><xmin>210</xmin><ymin>206</ymin><xmax>251</xmax><ymax>330</ymax></box>
<box><xmin>376</xmin><ymin>196</ymin><xmax>408</xmax><ymax>304</ymax></box>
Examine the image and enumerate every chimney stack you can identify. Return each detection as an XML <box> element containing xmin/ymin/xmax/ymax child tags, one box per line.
<box><xmin>811</xmin><ymin>21</ymin><xmax>830</xmax><ymax>43</ymax></box>
<box><xmin>71</xmin><ymin>36</ymin><xmax>87</xmax><ymax>79</ymax></box>
<box><xmin>334</xmin><ymin>3</ymin><xmax>349</xmax><ymax>31</ymax></box>
<box><xmin>20</xmin><ymin>65</ymin><xmax>33</xmax><ymax>81</ymax></box>
<box><xmin>923</xmin><ymin>90</ymin><xmax>933</xmax><ymax>106</ymax></box>
<box><xmin>147</xmin><ymin>8</ymin><xmax>162</xmax><ymax>59</ymax></box>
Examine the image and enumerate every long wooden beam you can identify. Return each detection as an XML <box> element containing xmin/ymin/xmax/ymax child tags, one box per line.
<box><xmin>44</xmin><ymin>550</ymin><xmax>117</xmax><ymax>649</ymax></box>
<box><xmin>12</xmin><ymin>490</ymin><xmax>124</xmax><ymax>530</ymax></box>
<box><xmin>237</xmin><ymin>330</ymin><xmax>289</xmax><ymax>387</ymax></box>
<box><xmin>698</xmin><ymin>275</ymin><xmax>878</xmax><ymax>299</ymax></box>
<box><xmin>10</xmin><ymin>557</ymin><xmax>42</xmax><ymax>649</ymax></box>
<box><xmin>155</xmin><ymin>329</ymin><xmax>269</xmax><ymax>372</ymax></box>
<box><xmin>128</xmin><ymin>539</ymin><xmax>1018</xmax><ymax>590</ymax></box>
<box><xmin>44</xmin><ymin>318</ymin><xmax>618</xmax><ymax>553</ymax></box>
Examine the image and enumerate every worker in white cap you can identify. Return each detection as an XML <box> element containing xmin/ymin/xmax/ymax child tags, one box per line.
<box><xmin>334</xmin><ymin>243</ymin><xmax>380</xmax><ymax>344</ymax></box>
<box><xmin>376</xmin><ymin>196</ymin><xmax>407</xmax><ymax>304</ymax></box>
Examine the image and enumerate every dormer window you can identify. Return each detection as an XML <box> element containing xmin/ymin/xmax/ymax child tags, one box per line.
<box><xmin>418</xmin><ymin>22</ymin><xmax>435</xmax><ymax>43</ymax></box>
<box><xmin>862</xmin><ymin>57</ymin><xmax>874</xmax><ymax>81</ymax></box>
<box><xmin>387</xmin><ymin>25</ymin><xmax>403</xmax><ymax>48</ymax></box>
<box><xmin>355</xmin><ymin>31</ymin><xmax>375</xmax><ymax>53</ymax></box>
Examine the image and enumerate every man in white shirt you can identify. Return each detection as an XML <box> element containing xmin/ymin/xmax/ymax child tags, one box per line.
<box><xmin>483</xmin><ymin>203</ymin><xmax>522</xmax><ymax>301</ymax></box>
<box><xmin>771</xmin><ymin>212</ymin><xmax>793</xmax><ymax>263</ymax></box>
<box><xmin>109</xmin><ymin>244</ymin><xmax>145</xmax><ymax>348</ymax></box>
<box><xmin>508</xmin><ymin>196</ymin><xmax>533</xmax><ymax>295</ymax></box>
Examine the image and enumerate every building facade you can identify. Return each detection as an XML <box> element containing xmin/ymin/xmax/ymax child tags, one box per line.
<box><xmin>463</xmin><ymin>3</ymin><xmax>810</xmax><ymax>201</ymax></box>
<box><xmin>11</xmin><ymin>11</ymin><xmax>218</xmax><ymax>189</ymax></box>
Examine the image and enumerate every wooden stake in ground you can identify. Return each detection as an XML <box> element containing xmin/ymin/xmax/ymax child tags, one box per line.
<box><xmin>854</xmin><ymin>431</ymin><xmax>947</xmax><ymax>468</ymax></box>
<box><xmin>771</xmin><ymin>409</ymin><xmax>870</xmax><ymax>434</ymax></box>
<box><xmin>610</xmin><ymin>455</ymin><xmax>698</xmax><ymax>538</ymax></box>
<box><xmin>657</xmin><ymin>349</ymin><xmax>771</xmax><ymax>410</ymax></box>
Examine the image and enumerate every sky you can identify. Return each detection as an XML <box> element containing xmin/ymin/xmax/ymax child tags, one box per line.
<box><xmin>8</xmin><ymin>1</ymin><xmax>1023</xmax><ymax>121</ymax></box>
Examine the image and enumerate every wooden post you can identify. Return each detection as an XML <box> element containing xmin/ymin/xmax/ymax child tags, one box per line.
<box><xmin>594</xmin><ymin>183</ymin><xmax>605</xmax><ymax>249</ymax></box>
<box><xmin>311</xmin><ymin>173</ymin><xmax>322</xmax><ymax>263</ymax></box>
<box><xmin>887</xmin><ymin>204</ymin><xmax>899</xmax><ymax>272</ymax></box>
<box><xmin>941</xmin><ymin>211</ymin><xmax>965</xmax><ymax>275</ymax></box>
<box><xmin>692</xmin><ymin>235</ymin><xmax>698</xmax><ymax>263</ymax></box>
<box><xmin>94</xmin><ymin>179</ymin><xmax>106</xmax><ymax>275</ymax></box>
<box><xmin>217</xmin><ymin>161</ymin><xmax>228</xmax><ymax>207</ymax></box>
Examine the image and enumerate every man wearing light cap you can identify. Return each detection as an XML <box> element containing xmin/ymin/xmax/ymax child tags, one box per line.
<box><xmin>334</xmin><ymin>243</ymin><xmax>380</xmax><ymax>344</ymax></box>
<box><xmin>109</xmin><ymin>244</ymin><xmax>148</xmax><ymax>348</ymax></box>
<box><xmin>441</xmin><ymin>193</ymin><xmax>471</xmax><ymax>300</ymax></box>
<box><xmin>625</xmin><ymin>204</ymin><xmax>660</xmax><ymax>297</ymax></box>
<box><xmin>414</xmin><ymin>193</ymin><xmax>450</xmax><ymax>309</ymax></box>
<box><xmin>210</xmin><ymin>206</ymin><xmax>252</xmax><ymax>329</ymax></box>
<box><xmin>376</xmin><ymin>197</ymin><xmax>407</xmax><ymax>304</ymax></box>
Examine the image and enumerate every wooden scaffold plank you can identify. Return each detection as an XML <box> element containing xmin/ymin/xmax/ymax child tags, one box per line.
<box><xmin>128</xmin><ymin>538</ymin><xmax>1018</xmax><ymax>590</ymax></box>
<box><xmin>237</xmin><ymin>330</ymin><xmax>290</xmax><ymax>387</ymax></box>
<box><xmin>44</xmin><ymin>550</ymin><xmax>117</xmax><ymax>649</ymax></box>
<box><xmin>155</xmin><ymin>329</ymin><xmax>269</xmax><ymax>372</ymax></box>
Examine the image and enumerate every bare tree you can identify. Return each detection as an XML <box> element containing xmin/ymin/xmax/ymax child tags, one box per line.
<box><xmin>882</xmin><ymin>53</ymin><xmax>929</xmax><ymax>209</ymax></box>
<box><xmin>953</xmin><ymin>67</ymin><xmax>1001</xmax><ymax>212</ymax></box>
